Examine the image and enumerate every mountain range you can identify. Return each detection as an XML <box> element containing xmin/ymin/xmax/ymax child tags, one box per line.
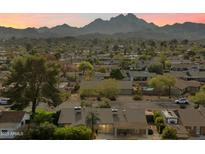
<box><xmin>1</xmin><ymin>13</ymin><xmax>205</xmax><ymax>40</ymax></box>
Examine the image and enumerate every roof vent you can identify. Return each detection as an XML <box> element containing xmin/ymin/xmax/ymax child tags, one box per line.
<box><xmin>74</xmin><ymin>106</ymin><xmax>81</xmax><ymax>112</ymax></box>
<box><xmin>112</xmin><ymin>108</ymin><xmax>118</xmax><ymax>113</ymax></box>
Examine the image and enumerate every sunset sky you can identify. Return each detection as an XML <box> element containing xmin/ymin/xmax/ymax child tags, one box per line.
<box><xmin>0</xmin><ymin>13</ymin><xmax>205</xmax><ymax>29</ymax></box>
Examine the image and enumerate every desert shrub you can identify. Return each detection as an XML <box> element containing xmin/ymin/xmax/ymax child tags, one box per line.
<box><xmin>97</xmin><ymin>98</ymin><xmax>111</xmax><ymax>108</ymax></box>
<box><xmin>162</xmin><ymin>126</ymin><xmax>177</xmax><ymax>139</ymax></box>
<box><xmin>66</xmin><ymin>75</ymin><xmax>76</xmax><ymax>82</ymax></box>
<box><xmin>81</xmin><ymin>101</ymin><xmax>92</xmax><ymax>107</ymax></box>
<box><xmin>53</xmin><ymin>125</ymin><xmax>92</xmax><ymax>140</ymax></box>
<box><xmin>180</xmin><ymin>104</ymin><xmax>186</xmax><ymax>109</ymax></box>
<box><xmin>97</xmin><ymin>67</ymin><xmax>107</xmax><ymax>73</ymax></box>
<box><xmin>148</xmin><ymin>129</ymin><xmax>153</xmax><ymax>135</ymax></box>
<box><xmin>60</xmin><ymin>91</ymin><xmax>71</xmax><ymax>102</ymax></box>
<box><xmin>72</xmin><ymin>83</ymin><xmax>80</xmax><ymax>93</ymax></box>
<box><xmin>80</xmin><ymin>88</ymin><xmax>98</xmax><ymax>99</ymax></box>
<box><xmin>18</xmin><ymin>122</ymin><xmax>57</xmax><ymax>139</ymax></box>
<box><xmin>133</xmin><ymin>94</ymin><xmax>142</xmax><ymax>100</ymax></box>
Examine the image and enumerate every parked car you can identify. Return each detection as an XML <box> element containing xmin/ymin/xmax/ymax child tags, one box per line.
<box><xmin>0</xmin><ymin>97</ymin><xmax>10</xmax><ymax>105</ymax></box>
<box><xmin>175</xmin><ymin>98</ymin><xmax>189</xmax><ymax>104</ymax></box>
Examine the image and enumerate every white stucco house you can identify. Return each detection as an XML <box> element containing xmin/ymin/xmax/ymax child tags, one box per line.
<box><xmin>0</xmin><ymin>111</ymin><xmax>30</xmax><ymax>139</ymax></box>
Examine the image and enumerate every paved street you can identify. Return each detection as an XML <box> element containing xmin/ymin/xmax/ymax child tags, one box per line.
<box><xmin>110</xmin><ymin>96</ymin><xmax>195</xmax><ymax>110</ymax></box>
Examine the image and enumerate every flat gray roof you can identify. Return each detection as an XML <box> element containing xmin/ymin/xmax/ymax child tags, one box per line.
<box><xmin>178</xmin><ymin>109</ymin><xmax>205</xmax><ymax>126</ymax></box>
<box><xmin>58</xmin><ymin>108</ymin><xmax>148</xmax><ymax>129</ymax></box>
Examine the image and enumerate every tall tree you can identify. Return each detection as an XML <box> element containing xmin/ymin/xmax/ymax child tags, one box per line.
<box><xmin>98</xmin><ymin>79</ymin><xmax>120</xmax><ymax>100</ymax></box>
<box><xmin>86</xmin><ymin>111</ymin><xmax>100</xmax><ymax>138</ymax></box>
<box><xmin>148</xmin><ymin>75</ymin><xmax>176</xmax><ymax>98</ymax></box>
<box><xmin>110</xmin><ymin>69</ymin><xmax>124</xmax><ymax>80</ymax></box>
<box><xmin>148</xmin><ymin>62</ymin><xmax>164</xmax><ymax>74</ymax></box>
<box><xmin>78</xmin><ymin>61</ymin><xmax>93</xmax><ymax>75</ymax></box>
<box><xmin>189</xmin><ymin>91</ymin><xmax>205</xmax><ymax>107</ymax></box>
<box><xmin>159</xmin><ymin>53</ymin><xmax>167</xmax><ymax>69</ymax></box>
<box><xmin>161</xmin><ymin>75</ymin><xmax>176</xmax><ymax>98</ymax></box>
<box><xmin>148</xmin><ymin>75</ymin><xmax>166</xmax><ymax>98</ymax></box>
<box><xmin>3</xmin><ymin>55</ymin><xmax>61</xmax><ymax>114</ymax></box>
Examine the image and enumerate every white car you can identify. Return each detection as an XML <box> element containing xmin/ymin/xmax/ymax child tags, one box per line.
<box><xmin>0</xmin><ymin>97</ymin><xmax>10</xmax><ymax>105</ymax></box>
<box><xmin>175</xmin><ymin>98</ymin><xmax>189</xmax><ymax>104</ymax></box>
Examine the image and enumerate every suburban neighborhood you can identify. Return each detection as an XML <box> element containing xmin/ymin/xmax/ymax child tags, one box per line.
<box><xmin>0</xmin><ymin>13</ymin><xmax>205</xmax><ymax>140</ymax></box>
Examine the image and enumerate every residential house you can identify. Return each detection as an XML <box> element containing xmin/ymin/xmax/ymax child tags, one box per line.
<box><xmin>113</xmin><ymin>108</ymin><xmax>148</xmax><ymax>136</ymax></box>
<box><xmin>92</xmin><ymin>72</ymin><xmax>110</xmax><ymax>80</ymax></box>
<box><xmin>171</xmin><ymin>62</ymin><xmax>199</xmax><ymax>72</ymax></box>
<box><xmin>177</xmin><ymin>109</ymin><xmax>205</xmax><ymax>136</ymax></box>
<box><xmin>187</xmin><ymin>71</ymin><xmax>205</xmax><ymax>82</ymax></box>
<box><xmin>58</xmin><ymin>108</ymin><xmax>148</xmax><ymax>137</ymax></box>
<box><xmin>173</xmin><ymin>79</ymin><xmax>201</xmax><ymax>96</ymax></box>
<box><xmin>128</xmin><ymin>71</ymin><xmax>156</xmax><ymax>81</ymax></box>
<box><xmin>165</xmin><ymin>71</ymin><xmax>188</xmax><ymax>80</ymax></box>
<box><xmin>0</xmin><ymin>111</ymin><xmax>30</xmax><ymax>139</ymax></box>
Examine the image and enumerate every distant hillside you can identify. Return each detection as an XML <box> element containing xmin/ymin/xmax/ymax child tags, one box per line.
<box><xmin>1</xmin><ymin>14</ymin><xmax>205</xmax><ymax>40</ymax></box>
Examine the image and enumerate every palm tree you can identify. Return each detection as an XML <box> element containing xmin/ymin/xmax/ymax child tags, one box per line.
<box><xmin>86</xmin><ymin>111</ymin><xmax>100</xmax><ymax>138</ymax></box>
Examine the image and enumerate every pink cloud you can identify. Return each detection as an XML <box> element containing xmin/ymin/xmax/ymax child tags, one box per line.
<box><xmin>136</xmin><ymin>13</ymin><xmax>205</xmax><ymax>26</ymax></box>
<box><xmin>0</xmin><ymin>13</ymin><xmax>205</xmax><ymax>28</ymax></box>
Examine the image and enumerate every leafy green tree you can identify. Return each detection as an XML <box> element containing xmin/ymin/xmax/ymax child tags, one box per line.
<box><xmin>181</xmin><ymin>39</ymin><xmax>189</xmax><ymax>45</ymax></box>
<box><xmin>161</xmin><ymin>75</ymin><xmax>176</xmax><ymax>98</ymax></box>
<box><xmin>148</xmin><ymin>75</ymin><xmax>166</xmax><ymax>98</ymax></box>
<box><xmin>32</xmin><ymin>109</ymin><xmax>56</xmax><ymax>124</ymax></box>
<box><xmin>110</xmin><ymin>69</ymin><xmax>124</xmax><ymax>80</ymax></box>
<box><xmin>200</xmin><ymin>85</ymin><xmax>205</xmax><ymax>92</ymax></box>
<box><xmin>162</xmin><ymin>126</ymin><xmax>177</xmax><ymax>139</ymax></box>
<box><xmin>165</xmin><ymin>60</ymin><xmax>172</xmax><ymax>71</ymax></box>
<box><xmin>78</xmin><ymin>61</ymin><xmax>93</xmax><ymax>75</ymax></box>
<box><xmin>189</xmin><ymin>91</ymin><xmax>205</xmax><ymax>106</ymax></box>
<box><xmin>3</xmin><ymin>55</ymin><xmax>61</xmax><ymax>114</ymax></box>
<box><xmin>148</xmin><ymin>62</ymin><xmax>163</xmax><ymax>74</ymax></box>
<box><xmin>98</xmin><ymin>79</ymin><xmax>120</xmax><ymax>100</ymax></box>
<box><xmin>133</xmin><ymin>84</ymin><xmax>142</xmax><ymax>100</ymax></box>
<box><xmin>160</xmin><ymin>41</ymin><xmax>167</xmax><ymax>49</ymax></box>
<box><xmin>112</xmin><ymin>45</ymin><xmax>119</xmax><ymax>51</ymax></box>
<box><xmin>153</xmin><ymin>111</ymin><xmax>161</xmax><ymax>120</ymax></box>
<box><xmin>149</xmin><ymin>75</ymin><xmax>176</xmax><ymax>98</ymax></box>
<box><xmin>25</xmin><ymin>43</ymin><xmax>33</xmax><ymax>53</ymax></box>
<box><xmin>154</xmin><ymin>116</ymin><xmax>164</xmax><ymax>125</ymax></box>
<box><xmin>159</xmin><ymin>53</ymin><xmax>167</xmax><ymax>69</ymax></box>
<box><xmin>153</xmin><ymin>112</ymin><xmax>165</xmax><ymax>134</ymax></box>
<box><xmin>120</xmin><ymin>58</ymin><xmax>131</xmax><ymax>70</ymax></box>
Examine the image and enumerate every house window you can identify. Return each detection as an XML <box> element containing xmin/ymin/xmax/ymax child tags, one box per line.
<box><xmin>25</xmin><ymin>120</ymin><xmax>30</xmax><ymax>124</ymax></box>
